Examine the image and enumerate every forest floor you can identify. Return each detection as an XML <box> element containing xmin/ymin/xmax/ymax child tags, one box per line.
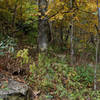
<box><xmin>0</xmin><ymin>43</ymin><xmax>100</xmax><ymax>100</ymax></box>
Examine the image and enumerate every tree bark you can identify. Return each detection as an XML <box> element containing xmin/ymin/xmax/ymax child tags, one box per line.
<box><xmin>38</xmin><ymin>0</ymin><xmax>50</xmax><ymax>51</ymax></box>
<box><xmin>12</xmin><ymin>0</ymin><xmax>18</xmax><ymax>27</ymax></box>
<box><xmin>70</xmin><ymin>0</ymin><xmax>74</xmax><ymax>66</ymax></box>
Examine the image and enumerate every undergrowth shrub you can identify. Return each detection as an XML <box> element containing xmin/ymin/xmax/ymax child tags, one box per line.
<box><xmin>0</xmin><ymin>36</ymin><xmax>17</xmax><ymax>55</ymax></box>
<box><xmin>16</xmin><ymin>50</ymin><xmax>100</xmax><ymax>100</ymax></box>
<box><xmin>17</xmin><ymin>49</ymin><xmax>29</xmax><ymax>65</ymax></box>
<box><xmin>76</xmin><ymin>66</ymin><xmax>94</xmax><ymax>87</ymax></box>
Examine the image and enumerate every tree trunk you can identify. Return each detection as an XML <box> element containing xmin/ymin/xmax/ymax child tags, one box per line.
<box><xmin>38</xmin><ymin>0</ymin><xmax>50</xmax><ymax>51</ymax></box>
<box><xmin>59</xmin><ymin>22</ymin><xmax>64</xmax><ymax>48</ymax></box>
<box><xmin>70</xmin><ymin>0</ymin><xmax>74</xmax><ymax>66</ymax></box>
<box><xmin>12</xmin><ymin>0</ymin><xmax>18</xmax><ymax>37</ymax></box>
<box><xmin>20</xmin><ymin>0</ymin><xmax>23</xmax><ymax>19</ymax></box>
<box><xmin>12</xmin><ymin>0</ymin><xmax>18</xmax><ymax>27</ymax></box>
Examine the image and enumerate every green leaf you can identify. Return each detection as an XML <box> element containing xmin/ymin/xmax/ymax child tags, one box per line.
<box><xmin>92</xmin><ymin>11</ymin><xmax>98</xmax><ymax>15</ymax></box>
<box><xmin>0</xmin><ymin>52</ymin><xmax>4</xmax><ymax>55</ymax></box>
<box><xmin>46</xmin><ymin>95</ymin><xmax>53</xmax><ymax>99</ymax></box>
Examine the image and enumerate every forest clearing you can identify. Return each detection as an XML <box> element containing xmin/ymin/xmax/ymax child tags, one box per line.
<box><xmin>0</xmin><ymin>0</ymin><xmax>100</xmax><ymax>100</ymax></box>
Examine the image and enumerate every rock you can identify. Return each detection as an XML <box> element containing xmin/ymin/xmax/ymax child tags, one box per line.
<box><xmin>0</xmin><ymin>79</ymin><xmax>34</xmax><ymax>100</ymax></box>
